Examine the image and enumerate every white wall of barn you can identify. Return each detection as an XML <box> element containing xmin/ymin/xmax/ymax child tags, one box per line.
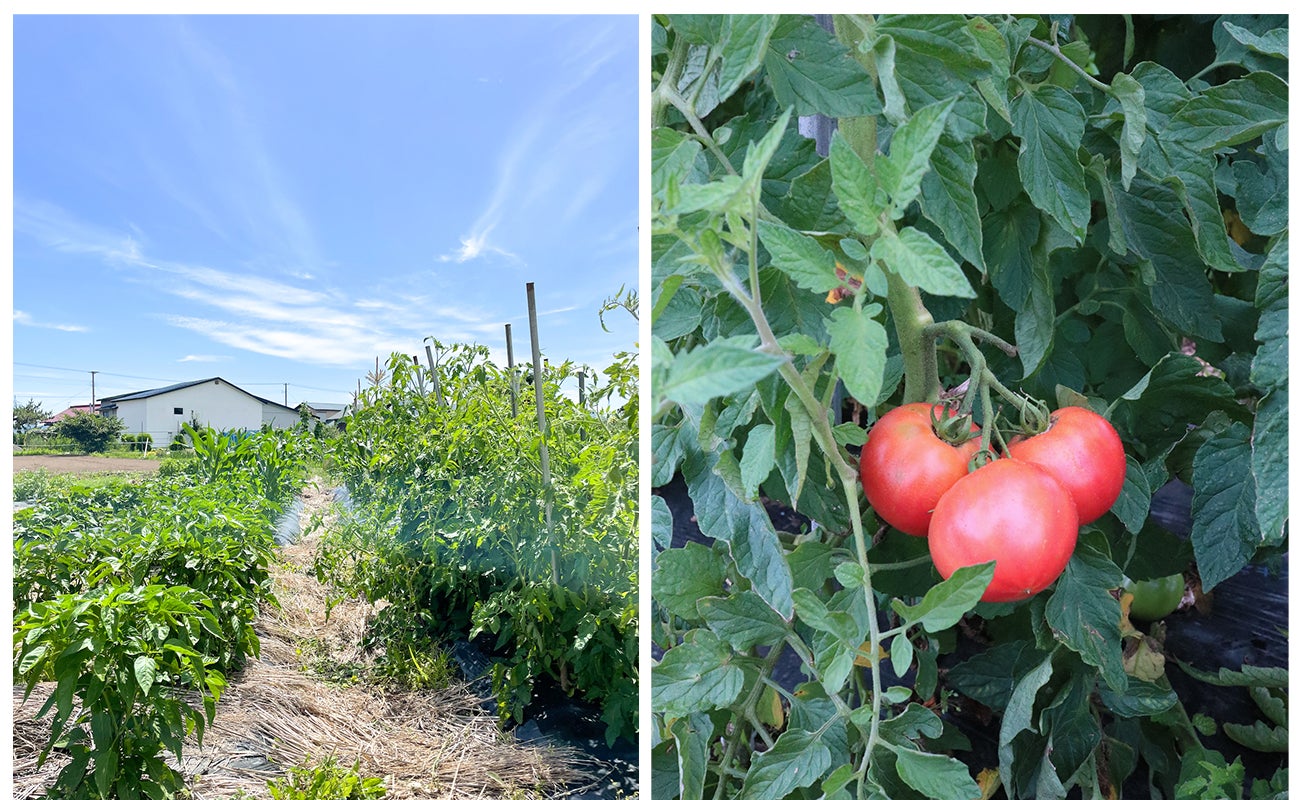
<box><xmin>114</xmin><ymin>381</ymin><xmax>269</xmax><ymax>442</ymax></box>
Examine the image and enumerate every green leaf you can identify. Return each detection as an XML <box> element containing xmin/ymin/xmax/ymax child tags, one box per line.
<box><xmin>698</xmin><ymin>591</ymin><xmax>789</xmax><ymax>650</ymax></box>
<box><xmin>893</xmin><ymin>747</ymin><xmax>979</xmax><ymax>800</ymax></box>
<box><xmin>875</xmin><ymin>15</ymin><xmax>993</xmax><ymax>84</ymax></box>
<box><xmin>757</xmin><ymin>219</ymin><xmax>843</xmax><ymax>293</ymax></box>
<box><xmin>1041</xmin><ymin>670</ymin><xmax>1102</xmax><ymax>782</ymax></box>
<box><xmin>741</xmin><ymin>106</ymin><xmax>795</xmax><ymax>189</ymax></box>
<box><xmin>891</xmin><ymin>631</ymin><xmax>915</xmax><ymax>678</ymax></box>
<box><xmin>1223</xmin><ymin>720</ymin><xmax>1288</xmax><ymax>753</ymax></box>
<box><xmin>134</xmin><ymin>654</ymin><xmax>158</xmax><ymax>695</ymax></box>
<box><xmin>894</xmin><ymin>562</ymin><xmax>995</xmax><ymax>634</ymax></box>
<box><xmin>671</xmin><ymin>713</ymin><xmax>715</xmax><ymax>800</ymax></box>
<box><xmin>920</xmin><ymin>136</ymin><xmax>985</xmax><ymax>271</ymax></box>
<box><xmin>1233</xmin><ymin>152</ymin><xmax>1288</xmax><ymax>237</ymax></box>
<box><xmin>716</xmin><ymin>16</ymin><xmax>780</xmax><ymax>106</ymax></box>
<box><xmin>998</xmin><ymin>653</ymin><xmax>1054</xmax><ymax>799</ymax></box>
<box><xmin>1221</xmin><ymin>20</ymin><xmax>1288</xmax><ymax>58</ymax></box>
<box><xmin>1253</xmin><ymin>387</ymin><xmax>1287</xmax><ymax>547</ymax></box>
<box><xmin>1045</xmin><ymin>546</ymin><xmax>1127</xmax><ymax>693</ymax></box>
<box><xmin>1111</xmin><ymin>72</ymin><xmax>1147</xmax><ymax>190</ymax></box>
<box><xmin>763</xmin><ymin>15</ymin><xmax>881</xmax><ymax>118</ymax></box>
<box><xmin>782</xmin><ymin>391</ymin><xmax>812</xmax><ymax>506</ymax></box>
<box><xmin>946</xmin><ymin>641</ymin><xmax>1040</xmax><ymax>710</ymax></box>
<box><xmin>663</xmin><ymin>339</ymin><xmax>785</xmax><ymax>407</ymax></box>
<box><xmin>737</xmin><ymin>728</ymin><xmax>832</xmax><ymax>800</ymax></box>
<box><xmin>1011</xmin><ymin>84</ymin><xmax>1090</xmax><ymax>240</ymax></box>
<box><xmin>1162</xmin><ymin>143</ymin><xmax>1242</xmax><ymax>275</ymax></box>
<box><xmin>1099</xmin><ymin>679</ymin><xmax>1178</xmax><ymax>718</ymax></box>
<box><xmin>655</xmin><ymin>284</ymin><xmax>703</xmax><ymax>341</ymax></box>
<box><xmin>828</xmin><ymin>305</ymin><xmax>888</xmax><ymax>406</ymax></box>
<box><xmin>872</xmin><ymin>227</ymin><xmax>975</xmax><ymax>298</ymax></box>
<box><xmin>1112</xmin><ymin>456</ymin><xmax>1152</xmax><ymax>533</ymax></box>
<box><xmin>1114</xmin><ymin>178</ymin><xmax>1223</xmax><ymax>342</ymax></box>
<box><xmin>782</xmin><ymin>158</ymin><xmax>845</xmax><ymax>233</ymax></box>
<box><xmin>739</xmin><ymin>423</ymin><xmax>776</xmax><ymax>499</ymax></box>
<box><xmin>1165</xmin><ymin>71</ymin><xmax>1288</xmax><ymax>151</ymax></box>
<box><xmin>653</xmin><ymin>632</ymin><xmax>746</xmax><ymax>717</ymax></box>
<box><xmin>983</xmin><ymin>202</ymin><xmax>1040</xmax><ymax>312</ymax></box>
<box><xmin>830</xmin><ymin>132</ymin><xmax>882</xmax><ymax>237</ymax></box>
<box><xmin>652</xmin><ymin>128</ymin><xmax>706</xmax><ymax>202</ymax></box>
<box><xmin>684</xmin><ymin>447</ymin><xmax>795</xmax><ymax>620</ymax></box>
<box><xmin>651</xmin><ymin>495</ymin><xmax>672</xmax><ymax>555</ymax></box>
<box><xmin>872</xmin><ymin>34</ymin><xmax>907</xmax><ymax>124</ymax></box>
<box><xmin>1191</xmin><ymin>422</ymin><xmax>1259</xmax><ymax>592</ymax></box>
<box><xmin>792</xmin><ymin>587</ymin><xmax>860</xmax><ymax>643</ymax></box>
<box><xmin>1251</xmin><ymin>235</ymin><xmax>1288</xmax><ymax>392</ymax></box>
<box><xmin>879</xmin><ymin>97</ymin><xmax>957</xmax><ymax>213</ymax></box>
<box><xmin>1015</xmin><ymin>252</ymin><xmax>1055</xmax><ymax>377</ymax></box>
<box><xmin>655</xmin><ymin>543</ymin><xmax>725</xmax><ymax>622</ymax></box>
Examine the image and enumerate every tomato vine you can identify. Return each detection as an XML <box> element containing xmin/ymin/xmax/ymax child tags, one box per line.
<box><xmin>651</xmin><ymin>13</ymin><xmax>1287</xmax><ymax>800</ymax></box>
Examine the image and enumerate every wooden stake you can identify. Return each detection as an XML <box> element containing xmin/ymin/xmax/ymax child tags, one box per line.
<box><xmin>526</xmin><ymin>282</ymin><xmax>557</xmax><ymax>585</ymax></box>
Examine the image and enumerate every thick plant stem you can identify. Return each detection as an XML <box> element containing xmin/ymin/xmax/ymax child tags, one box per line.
<box><xmin>886</xmin><ymin>270</ymin><xmax>940</xmax><ymax>403</ymax></box>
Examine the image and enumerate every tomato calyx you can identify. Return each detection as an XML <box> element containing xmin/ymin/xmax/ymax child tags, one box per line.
<box><xmin>1014</xmin><ymin>395</ymin><xmax>1052</xmax><ymax>437</ymax></box>
<box><xmin>968</xmin><ymin>448</ymin><xmax>997</xmax><ymax>471</ymax></box>
<box><xmin>929</xmin><ymin>402</ymin><xmax>978</xmax><ymax>447</ymax></box>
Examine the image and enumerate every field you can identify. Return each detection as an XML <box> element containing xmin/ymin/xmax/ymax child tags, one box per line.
<box><xmin>13</xmin><ymin>454</ymin><xmax>163</xmax><ymax>475</ymax></box>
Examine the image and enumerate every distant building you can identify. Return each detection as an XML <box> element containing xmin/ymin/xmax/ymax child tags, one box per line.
<box><xmin>99</xmin><ymin>377</ymin><xmax>299</xmax><ymax>442</ymax></box>
<box><xmin>297</xmin><ymin>401</ymin><xmax>350</xmax><ymax>426</ymax></box>
<box><xmin>41</xmin><ymin>404</ymin><xmax>100</xmax><ymax>426</ymax></box>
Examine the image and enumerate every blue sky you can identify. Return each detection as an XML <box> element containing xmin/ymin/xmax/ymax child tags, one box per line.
<box><xmin>11</xmin><ymin>14</ymin><xmax>638</xmax><ymax>413</ymax></box>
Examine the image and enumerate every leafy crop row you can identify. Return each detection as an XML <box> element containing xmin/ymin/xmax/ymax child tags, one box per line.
<box><xmin>13</xmin><ymin>426</ymin><xmax>311</xmax><ymax>800</ymax></box>
<box><xmin>320</xmin><ymin>340</ymin><xmax>639</xmax><ymax>744</ymax></box>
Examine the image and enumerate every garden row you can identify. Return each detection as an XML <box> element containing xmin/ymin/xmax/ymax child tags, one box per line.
<box><xmin>13</xmin><ymin>426</ymin><xmax>311</xmax><ymax>800</ymax></box>
<box><xmin>316</xmin><ymin>343</ymin><xmax>640</xmax><ymax>745</ymax></box>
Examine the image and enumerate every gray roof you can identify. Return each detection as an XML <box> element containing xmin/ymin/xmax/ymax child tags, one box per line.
<box><xmin>100</xmin><ymin>377</ymin><xmax>296</xmax><ymax>412</ymax></box>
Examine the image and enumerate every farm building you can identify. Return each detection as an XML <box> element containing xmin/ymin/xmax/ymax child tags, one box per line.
<box><xmin>40</xmin><ymin>403</ymin><xmax>100</xmax><ymax>426</ymax></box>
<box><xmin>297</xmin><ymin>401</ymin><xmax>350</xmax><ymax>426</ymax></box>
<box><xmin>99</xmin><ymin>377</ymin><xmax>300</xmax><ymax>443</ymax></box>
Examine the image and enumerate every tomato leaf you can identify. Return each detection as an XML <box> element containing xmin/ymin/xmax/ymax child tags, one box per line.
<box><xmin>1111</xmin><ymin>72</ymin><xmax>1146</xmax><ymax>190</ymax></box>
<box><xmin>654</xmin><ymin>543</ymin><xmax>726</xmax><ymax>622</ymax></box>
<box><xmin>762</xmin><ymin>16</ymin><xmax>880</xmax><ymax>118</ymax></box>
<box><xmin>1045</xmin><ymin>547</ymin><xmax>1128</xmax><ymax>693</ymax></box>
<box><xmin>894</xmin><ymin>747</ymin><xmax>980</xmax><ymax>800</ymax></box>
<box><xmin>683</xmin><ymin>448</ymin><xmax>795</xmax><ymax>620</ymax></box>
<box><xmin>698</xmin><ymin>591</ymin><xmax>789</xmax><ymax>650</ymax></box>
<box><xmin>653</xmin><ymin>632</ymin><xmax>746</xmax><ymax>717</ymax></box>
<box><xmin>997</xmin><ymin>653</ymin><xmax>1054</xmax><ymax>800</ymax></box>
<box><xmin>830</xmin><ymin>132</ymin><xmax>883</xmax><ymax>237</ymax></box>
<box><xmin>1111</xmin><ymin>456</ymin><xmax>1152</xmax><ymax>533</ymax></box>
<box><xmin>1191</xmin><ymin>422</ymin><xmax>1260</xmax><ymax>592</ymax></box>
<box><xmin>670</xmin><ymin>712</ymin><xmax>715</xmax><ymax>800</ymax></box>
<box><xmin>716</xmin><ymin>16</ymin><xmax>780</xmax><ymax>107</ymax></box>
<box><xmin>982</xmin><ymin>201</ymin><xmax>1040</xmax><ymax>313</ymax></box>
<box><xmin>828</xmin><ymin>305</ymin><xmax>888</xmax><ymax>406</ymax></box>
<box><xmin>893</xmin><ymin>562</ymin><xmax>995</xmax><ymax>634</ymax></box>
<box><xmin>872</xmin><ymin>227</ymin><xmax>975</xmax><ymax>298</ymax></box>
<box><xmin>920</xmin><ymin>135</ymin><xmax>986</xmax><ymax>272</ymax></box>
<box><xmin>757</xmin><ymin>219</ymin><xmax>843</xmax><ymax>293</ymax></box>
<box><xmin>1010</xmin><ymin>84</ymin><xmax>1090</xmax><ymax>241</ymax></box>
<box><xmin>1164</xmin><ymin>71</ymin><xmax>1288</xmax><ymax>151</ymax></box>
<box><xmin>651</xmin><ymin>495</ymin><xmax>673</xmax><ymax>554</ymax></box>
<box><xmin>1099</xmin><ymin>679</ymin><xmax>1178</xmax><ymax>718</ymax></box>
<box><xmin>737</xmin><ymin>728</ymin><xmax>832</xmax><ymax>800</ymax></box>
<box><xmin>662</xmin><ymin>339</ymin><xmax>785</xmax><ymax>407</ymax></box>
<box><xmin>878</xmin><ymin>97</ymin><xmax>957</xmax><ymax>214</ymax></box>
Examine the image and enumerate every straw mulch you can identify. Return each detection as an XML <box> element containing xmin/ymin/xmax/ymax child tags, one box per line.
<box><xmin>13</xmin><ymin>480</ymin><xmax>597</xmax><ymax>799</ymax></box>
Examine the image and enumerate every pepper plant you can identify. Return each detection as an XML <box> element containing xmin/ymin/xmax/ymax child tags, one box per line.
<box><xmin>651</xmin><ymin>13</ymin><xmax>1286</xmax><ymax>800</ymax></box>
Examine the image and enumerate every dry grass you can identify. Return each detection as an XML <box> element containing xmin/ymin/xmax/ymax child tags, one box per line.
<box><xmin>13</xmin><ymin>479</ymin><xmax>597</xmax><ymax>800</ymax></box>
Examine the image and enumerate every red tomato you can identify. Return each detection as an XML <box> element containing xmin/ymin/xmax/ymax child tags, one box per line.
<box><xmin>859</xmin><ymin>403</ymin><xmax>980</xmax><ymax>537</ymax></box>
<box><xmin>1006</xmin><ymin>406</ymin><xmax>1126</xmax><ymax>524</ymax></box>
<box><xmin>928</xmin><ymin>459</ymin><xmax>1078</xmax><ymax>603</ymax></box>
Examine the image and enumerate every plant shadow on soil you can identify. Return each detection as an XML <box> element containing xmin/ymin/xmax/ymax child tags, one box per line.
<box><xmin>653</xmin><ymin>475</ymin><xmax>1287</xmax><ymax>798</ymax></box>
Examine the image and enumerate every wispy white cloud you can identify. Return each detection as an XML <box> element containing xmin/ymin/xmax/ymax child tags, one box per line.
<box><xmin>15</xmin><ymin>198</ymin><xmax>509</xmax><ymax>368</ymax></box>
<box><xmin>177</xmin><ymin>354</ymin><xmax>231</xmax><ymax>363</ymax></box>
<box><xmin>14</xmin><ymin>309</ymin><xmax>89</xmax><ymax>333</ymax></box>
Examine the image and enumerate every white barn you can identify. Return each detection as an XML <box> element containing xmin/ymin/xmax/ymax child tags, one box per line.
<box><xmin>99</xmin><ymin>377</ymin><xmax>301</xmax><ymax>444</ymax></box>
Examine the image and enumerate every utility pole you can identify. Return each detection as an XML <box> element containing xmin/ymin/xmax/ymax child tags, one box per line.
<box><xmin>90</xmin><ymin>371</ymin><xmax>98</xmax><ymax>413</ymax></box>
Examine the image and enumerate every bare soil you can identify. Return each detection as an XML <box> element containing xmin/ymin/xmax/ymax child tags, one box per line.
<box><xmin>12</xmin><ymin>453</ymin><xmax>163</xmax><ymax>475</ymax></box>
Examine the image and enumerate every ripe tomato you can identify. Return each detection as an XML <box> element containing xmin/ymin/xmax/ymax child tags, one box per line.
<box><xmin>1006</xmin><ymin>406</ymin><xmax>1126</xmax><ymax>525</ymax></box>
<box><xmin>928</xmin><ymin>459</ymin><xmax>1078</xmax><ymax>602</ymax></box>
<box><xmin>1124</xmin><ymin>574</ymin><xmax>1186</xmax><ymax>621</ymax></box>
<box><xmin>859</xmin><ymin>403</ymin><xmax>979</xmax><ymax>537</ymax></box>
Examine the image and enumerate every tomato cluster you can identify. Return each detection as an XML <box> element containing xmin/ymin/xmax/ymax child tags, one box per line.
<box><xmin>859</xmin><ymin>403</ymin><xmax>1127</xmax><ymax>602</ymax></box>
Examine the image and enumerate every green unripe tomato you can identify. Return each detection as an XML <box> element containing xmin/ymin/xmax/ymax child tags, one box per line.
<box><xmin>1123</xmin><ymin>574</ymin><xmax>1186</xmax><ymax>621</ymax></box>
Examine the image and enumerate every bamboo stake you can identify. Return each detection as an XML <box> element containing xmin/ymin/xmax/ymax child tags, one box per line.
<box><xmin>505</xmin><ymin>324</ymin><xmax>518</xmax><ymax>418</ymax></box>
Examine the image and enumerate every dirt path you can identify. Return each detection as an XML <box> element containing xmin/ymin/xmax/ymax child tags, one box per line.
<box><xmin>12</xmin><ymin>453</ymin><xmax>163</xmax><ymax>474</ymax></box>
<box><xmin>14</xmin><ymin>478</ymin><xmax>593</xmax><ymax>800</ymax></box>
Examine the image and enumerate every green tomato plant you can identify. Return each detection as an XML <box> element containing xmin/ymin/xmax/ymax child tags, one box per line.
<box><xmin>320</xmin><ymin>328</ymin><xmax>638</xmax><ymax>743</ymax></box>
<box><xmin>651</xmin><ymin>13</ymin><xmax>1286</xmax><ymax>800</ymax></box>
